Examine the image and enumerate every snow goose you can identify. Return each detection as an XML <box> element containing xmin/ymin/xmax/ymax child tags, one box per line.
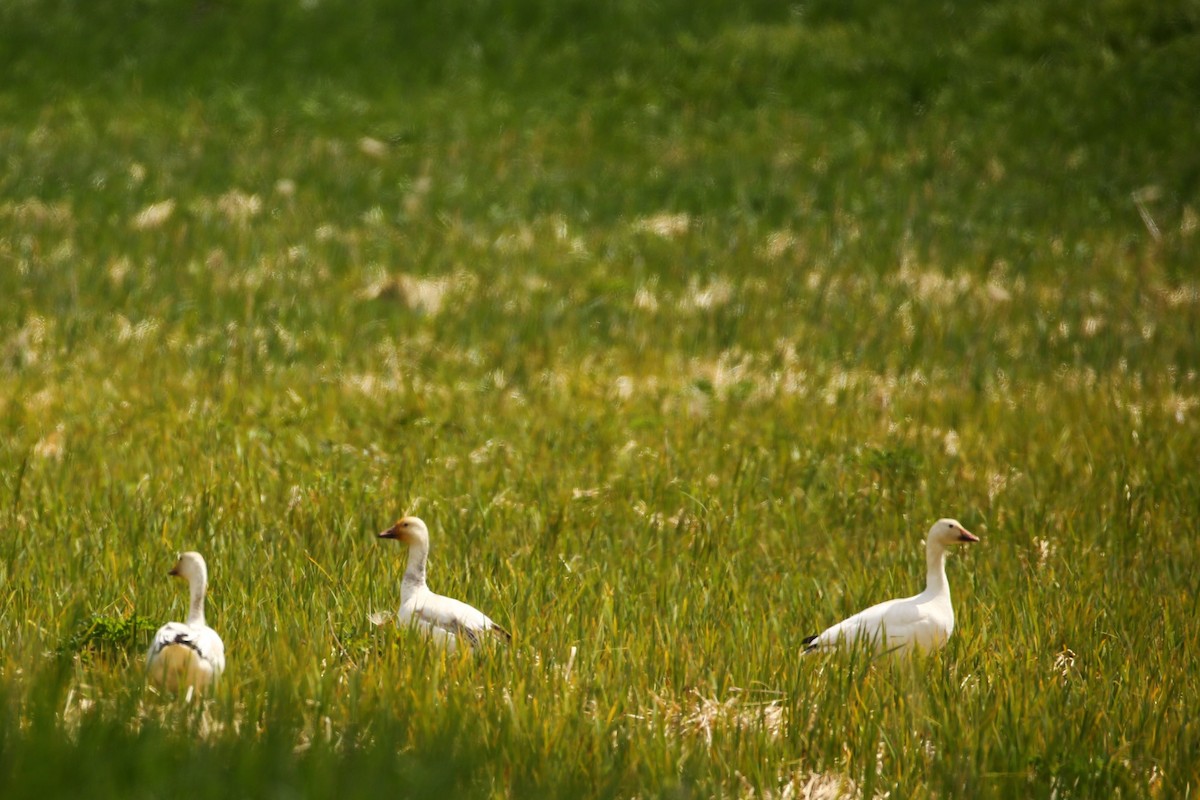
<box><xmin>378</xmin><ymin>516</ymin><xmax>511</xmax><ymax>650</ymax></box>
<box><xmin>146</xmin><ymin>551</ymin><xmax>226</xmax><ymax>694</ymax></box>
<box><xmin>802</xmin><ymin>519</ymin><xmax>979</xmax><ymax>655</ymax></box>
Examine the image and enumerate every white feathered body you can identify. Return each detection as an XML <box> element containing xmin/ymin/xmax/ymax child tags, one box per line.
<box><xmin>803</xmin><ymin>519</ymin><xmax>978</xmax><ymax>656</ymax></box>
<box><xmin>146</xmin><ymin>621</ymin><xmax>226</xmax><ymax>692</ymax></box>
<box><xmin>381</xmin><ymin>517</ymin><xmax>511</xmax><ymax>651</ymax></box>
<box><xmin>398</xmin><ymin>581</ymin><xmax>509</xmax><ymax>651</ymax></box>
<box><xmin>807</xmin><ymin>588</ymin><xmax>954</xmax><ymax>655</ymax></box>
<box><xmin>146</xmin><ymin>551</ymin><xmax>225</xmax><ymax>694</ymax></box>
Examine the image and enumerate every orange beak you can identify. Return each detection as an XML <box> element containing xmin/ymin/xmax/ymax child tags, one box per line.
<box><xmin>958</xmin><ymin>528</ymin><xmax>980</xmax><ymax>543</ymax></box>
<box><xmin>378</xmin><ymin>522</ymin><xmax>403</xmax><ymax>540</ymax></box>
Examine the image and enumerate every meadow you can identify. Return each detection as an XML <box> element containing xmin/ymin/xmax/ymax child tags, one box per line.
<box><xmin>1</xmin><ymin>0</ymin><xmax>1198</xmax><ymax>796</ymax></box>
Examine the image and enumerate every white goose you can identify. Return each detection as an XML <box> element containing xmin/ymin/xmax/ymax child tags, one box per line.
<box><xmin>803</xmin><ymin>519</ymin><xmax>979</xmax><ymax>655</ymax></box>
<box><xmin>146</xmin><ymin>551</ymin><xmax>226</xmax><ymax>693</ymax></box>
<box><xmin>378</xmin><ymin>516</ymin><xmax>511</xmax><ymax>650</ymax></box>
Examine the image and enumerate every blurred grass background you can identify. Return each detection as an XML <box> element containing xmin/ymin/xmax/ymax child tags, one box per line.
<box><xmin>1</xmin><ymin>0</ymin><xmax>1198</xmax><ymax>797</ymax></box>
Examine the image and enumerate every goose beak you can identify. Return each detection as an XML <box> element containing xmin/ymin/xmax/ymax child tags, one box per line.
<box><xmin>168</xmin><ymin>566</ymin><xmax>180</xmax><ymax>576</ymax></box>
<box><xmin>378</xmin><ymin>523</ymin><xmax>401</xmax><ymax>540</ymax></box>
<box><xmin>958</xmin><ymin>528</ymin><xmax>980</xmax><ymax>543</ymax></box>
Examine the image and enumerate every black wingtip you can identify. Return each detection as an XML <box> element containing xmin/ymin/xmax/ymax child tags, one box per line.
<box><xmin>173</xmin><ymin>632</ymin><xmax>203</xmax><ymax>652</ymax></box>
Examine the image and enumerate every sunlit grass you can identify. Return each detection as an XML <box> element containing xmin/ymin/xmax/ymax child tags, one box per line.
<box><xmin>1</xmin><ymin>0</ymin><xmax>1198</xmax><ymax>797</ymax></box>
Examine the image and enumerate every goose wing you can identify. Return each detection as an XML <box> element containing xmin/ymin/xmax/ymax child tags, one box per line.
<box><xmin>803</xmin><ymin>593</ymin><xmax>931</xmax><ymax>652</ymax></box>
<box><xmin>411</xmin><ymin>593</ymin><xmax>511</xmax><ymax>645</ymax></box>
<box><xmin>148</xmin><ymin>621</ymin><xmax>226</xmax><ymax>672</ymax></box>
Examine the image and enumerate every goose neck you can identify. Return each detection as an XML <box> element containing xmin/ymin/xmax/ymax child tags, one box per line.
<box><xmin>186</xmin><ymin>573</ymin><xmax>207</xmax><ymax>627</ymax></box>
<box><xmin>925</xmin><ymin>539</ymin><xmax>950</xmax><ymax>597</ymax></box>
<box><xmin>403</xmin><ymin>542</ymin><xmax>429</xmax><ymax>589</ymax></box>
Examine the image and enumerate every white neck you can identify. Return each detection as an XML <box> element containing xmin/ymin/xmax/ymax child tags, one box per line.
<box><xmin>924</xmin><ymin>539</ymin><xmax>950</xmax><ymax>599</ymax></box>
<box><xmin>402</xmin><ymin>541</ymin><xmax>429</xmax><ymax>597</ymax></box>
<box><xmin>186</xmin><ymin>569</ymin><xmax>207</xmax><ymax>627</ymax></box>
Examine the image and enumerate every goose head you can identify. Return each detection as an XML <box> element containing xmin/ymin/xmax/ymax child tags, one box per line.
<box><xmin>927</xmin><ymin>518</ymin><xmax>980</xmax><ymax>546</ymax></box>
<box><xmin>168</xmin><ymin>551</ymin><xmax>208</xmax><ymax>584</ymax></box>
<box><xmin>378</xmin><ymin>516</ymin><xmax>430</xmax><ymax>548</ymax></box>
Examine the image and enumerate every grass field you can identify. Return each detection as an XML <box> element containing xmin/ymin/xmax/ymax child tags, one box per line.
<box><xmin>1</xmin><ymin>1</ymin><xmax>1199</xmax><ymax>797</ymax></box>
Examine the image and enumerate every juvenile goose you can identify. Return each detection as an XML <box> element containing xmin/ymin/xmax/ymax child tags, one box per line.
<box><xmin>378</xmin><ymin>516</ymin><xmax>511</xmax><ymax>650</ymax></box>
<box><xmin>146</xmin><ymin>551</ymin><xmax>226</xmax><ymax>693</ymax></box>
<box><xmin>803</xmin><ymin>519</ymin><xmax>979</xmax><ymax>655</ymax></box>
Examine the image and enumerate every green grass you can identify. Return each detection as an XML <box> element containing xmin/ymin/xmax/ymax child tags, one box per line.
<box><xmin>1</xmin><ymin>0</ymin><xmax>1199</xmax><ymax>796</ymax></box>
